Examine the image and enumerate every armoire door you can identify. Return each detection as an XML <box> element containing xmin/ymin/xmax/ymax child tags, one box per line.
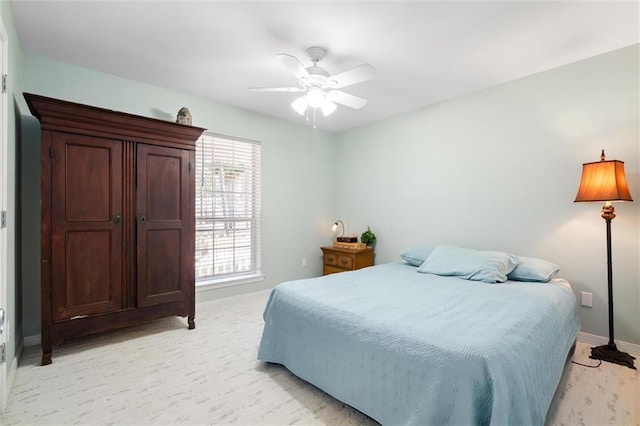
<box><xmin>136</xmin><ymin>144</ymin><xmax>192</xmax><ymax>307</ymax></box>
<box><xmin>50</xmin><ymin>133</ymin><xmax>123</xmax><ymax>321</ymax></box>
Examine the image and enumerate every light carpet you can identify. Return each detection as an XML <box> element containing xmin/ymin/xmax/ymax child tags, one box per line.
<box><xmin>1</xmin><ymin>290</ymin><xmax>638</xmax><ymax>425</ymax></box>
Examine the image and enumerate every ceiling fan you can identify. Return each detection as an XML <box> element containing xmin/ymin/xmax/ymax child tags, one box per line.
<box><xmin>250</xmin><ymin>46</ymin><xmax>376</xmax><ymax>119</ymax></box>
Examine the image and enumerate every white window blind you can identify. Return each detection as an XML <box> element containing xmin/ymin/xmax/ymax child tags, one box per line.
<box><xmin>195</xmin><ymin>133</ymin><xmax>261</xmax><ymax>281</ymax></box>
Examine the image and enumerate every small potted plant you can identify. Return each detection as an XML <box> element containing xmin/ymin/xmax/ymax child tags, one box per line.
<box><xmin>361</xmin><ymin>226</ymin><xmax>377</xmax><ymax>248</ymax></box>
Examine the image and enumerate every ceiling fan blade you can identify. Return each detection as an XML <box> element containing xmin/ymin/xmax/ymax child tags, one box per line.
<box><xmin>328</xmin><ymin>90</ymin><xmax>368</xmax><ymax>109</ymax></box>
<box><xmin>276</xmin><ymin>53</ymin><xmax>310</xmax><ymax>81</ymax></box>
<box><xmin>329</xmin><ymin>64</ymin><xmax>376</xmax><ymax>88</ymax></box>
<box><xmin>249</xmin><ymin>87</ymin><xmax>305</xmax><ymax>92</ymax></box>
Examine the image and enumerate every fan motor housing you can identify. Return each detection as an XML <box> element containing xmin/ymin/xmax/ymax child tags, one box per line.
<box><xmin>303</xmin><ymin>67</ymin><xmax>330</xmax><ymax>89</ymax></box>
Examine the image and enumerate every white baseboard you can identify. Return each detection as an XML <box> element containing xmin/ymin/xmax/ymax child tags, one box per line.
<box><xmin>577</xmin><ymin>331</ymin><xmax>640</xmax><ymax>357</ymax></box>
<box><xmin>23</xmin><ymin>334</ymin><xmax>40</xmax><ymax>347</ymax></box>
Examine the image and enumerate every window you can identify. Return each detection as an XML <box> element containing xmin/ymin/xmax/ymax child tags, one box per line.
<box><xmin>195</xmin><ymin>133</ymin><xmax>261</xmax><ymax>283</ymax></box>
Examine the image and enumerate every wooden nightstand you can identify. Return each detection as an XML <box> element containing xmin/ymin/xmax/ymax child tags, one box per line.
<box><xmin>321</xmin><ymin>246</ymin><xmax>374</xmax><ymax>275</ymax></box>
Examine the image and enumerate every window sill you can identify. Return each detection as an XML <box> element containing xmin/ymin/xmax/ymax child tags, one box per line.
<box><xmin>196</xmin><ymin>273</ymin><xmax>265</xmax><ymax>292</ymax></box>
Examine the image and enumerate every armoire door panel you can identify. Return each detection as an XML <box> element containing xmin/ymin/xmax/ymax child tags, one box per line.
<box><xmin>51</xmin><ymin>132</ymin><xmax>123</xmax><ymax>321</ymax></box>
<box><xmin>144</xmin><ymin>229</ymin><xmax>182</xmax><ymax>298</ymax></box>
<box><xmin>64</xmin><ymin>143</ymin><xmax>111</xmax><ymax>222</ymax></box>
<box><xmin>137</xmin><ymin>144</ymin><xmax>190</xmax><ymax>307</ymax></box>
<box><xmin>146</xmin><ymin>154</ymin><xmax>182</xmax><ymax>221</ymax></box>
<box><xmin>62</xmin><ymin>230</ymin><xmax>114</xmax><ymax>314</ymax></box>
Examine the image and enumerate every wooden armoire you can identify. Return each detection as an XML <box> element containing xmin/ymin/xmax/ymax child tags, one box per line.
<box><xmin>25</xmin><ymin>93</ymin><xmax>205</xmax><ymax>365</ymax></box>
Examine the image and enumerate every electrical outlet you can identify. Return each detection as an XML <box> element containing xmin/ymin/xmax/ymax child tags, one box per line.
<box><xmin>302</xmin><ymin>257</ymin><xmax>307</xmax><ymax>267</ymax></box>
<box><xmin>581</xmin><ymin>292</ymin><xmax>593</xmax><ymax>308</ymax></box>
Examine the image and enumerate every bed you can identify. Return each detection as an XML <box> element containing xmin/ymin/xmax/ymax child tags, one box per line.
<box><xmin>258</xmin><ymin>253</ymin><xmax>580</xmax><ymax>425</ymax></box>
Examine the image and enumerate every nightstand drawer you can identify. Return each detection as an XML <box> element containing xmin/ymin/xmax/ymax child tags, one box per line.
<box><xmin>337</xmin><ymin>255</ymin><xmax>353</xmax><ymax>269</ymax></box>
<box><xmin>325</xmin><ymin>253</ymin><xmax>338</xmax><ymax>266</ymax></box>
<box><xmin>323</xmin><ymin>265</ymin><xmax>344</xmax><ymax>275</ymax></box>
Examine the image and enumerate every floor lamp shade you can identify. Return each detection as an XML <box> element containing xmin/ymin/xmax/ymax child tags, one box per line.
<box><xmin>574</xmin><ymin>155</ymin><xmax>633</xmax><ymax>203</ymax></box>
<box><xmin>574</xmin><ymin>150</ymin><xmax>635</xmax><ymax>369</ymax></box>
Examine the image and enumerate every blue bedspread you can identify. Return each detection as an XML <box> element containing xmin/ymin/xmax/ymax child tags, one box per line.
<box><xmin>258</xmin><ymin>262</ymin><xmax>580</xmax><ymax>425</ymax></box>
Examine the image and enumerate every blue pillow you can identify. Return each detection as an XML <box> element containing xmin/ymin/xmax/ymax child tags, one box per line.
<box><xmin>400</xmin><ymin>246</ymin><xmax>435</xmax><ymax>267</ymax></box>
<box><xmin>508</xmin><ymin>256</ymin><xmax>560</xmax><ymax>282</ymax></box>
<box><xmin>417</xmin><ymin>246</ymin><xmax>518</xmax><ymax>283</ymax></box>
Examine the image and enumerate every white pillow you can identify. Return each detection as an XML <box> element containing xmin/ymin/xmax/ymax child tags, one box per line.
<box><xmin>417</xmin><ymin>246</ymin><xmax>518</xmax><ymax>283</ymax></box>
<box><xmin>399</xmin><ymin>246</ymin><xmax>434</xmax><ymax>267</ymax></box>
<box><xmin>507</xmin><ymin>256</ymin><xmax>560</xmax><ymax>282</ymax></box>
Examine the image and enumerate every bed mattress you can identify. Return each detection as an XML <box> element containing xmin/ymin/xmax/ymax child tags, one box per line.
<box><xmin>258</xmin><ymin>262</ymin><xmax>580</xmax><ymax>425</ymax></box>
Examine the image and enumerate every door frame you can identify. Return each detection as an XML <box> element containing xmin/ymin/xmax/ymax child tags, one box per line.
<box><xmin>0</xmin><ymin>13</ymin><xmax>9</xmax><ymax>412</ymax></box>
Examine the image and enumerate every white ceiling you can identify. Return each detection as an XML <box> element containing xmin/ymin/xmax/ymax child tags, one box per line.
<box><xmin>10</xmin><ymin>1</ymin><xmax>639</xmax><ymax>133</ymax></box>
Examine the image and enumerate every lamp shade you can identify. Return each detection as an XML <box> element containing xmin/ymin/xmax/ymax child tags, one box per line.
<box><xmin>306</xmin><ymin>87</ymin><xmax>325</xmax><ymax>108</ymax></box>
<box><xmin>332</xmin><ymin>220</ymin><xmax>344</xmax><ymax>237</ymax></box>
<box><xmin>321</xmin><ymin>99</ymin><xmax>337</xmax><ymax>117</ymax></box>
<box><xmin>291</xmin><ymin>96</ymin><xmax>308</xmax><ymax>116</ymax></box>
<box><xmin>574</xmin><ymin>155</ymin><xmax>633</xmax><ymax>203</ymax></box>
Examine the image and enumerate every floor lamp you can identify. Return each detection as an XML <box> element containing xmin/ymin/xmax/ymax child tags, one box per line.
<box><xmin>574</xmin><ymin>150</ymin><xmax>636</xmax><ymax>370</ymax></box>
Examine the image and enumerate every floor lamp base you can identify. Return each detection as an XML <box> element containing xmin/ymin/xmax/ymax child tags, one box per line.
<box><xmin>590</xmin><ymin>343</ymin><xmax>637</xmax><ymax>370</ymax></box>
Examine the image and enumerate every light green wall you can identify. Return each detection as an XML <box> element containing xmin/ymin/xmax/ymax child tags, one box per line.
<box><xmin>19</xmin><ymin>52</ymin><xmax>337</xmax><ymax>336</ymax></box>
<box><xmin>335</xmin><ymin>45</ymin><xmax>640</xmax><ymax>345</ymax></box>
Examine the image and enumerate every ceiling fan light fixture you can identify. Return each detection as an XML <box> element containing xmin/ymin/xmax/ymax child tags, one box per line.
<box><xmin>291</xmin><ymin>96</ymin><xmax>308</xmax><ymax>116</ymax></box>
<box><xmin>254</xmin><ymin>47</ymin><xmax>376</xmax><ymax>123</ymax></box>
<box><xmin>321</xmin><ymin>99</ymin><xmax>337</xmax><ymax>117</ymax></box>
<box><xmin>306</xmin><ymin>87</ymin><xmax>326</xmax><ymax>108</ymax></box>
